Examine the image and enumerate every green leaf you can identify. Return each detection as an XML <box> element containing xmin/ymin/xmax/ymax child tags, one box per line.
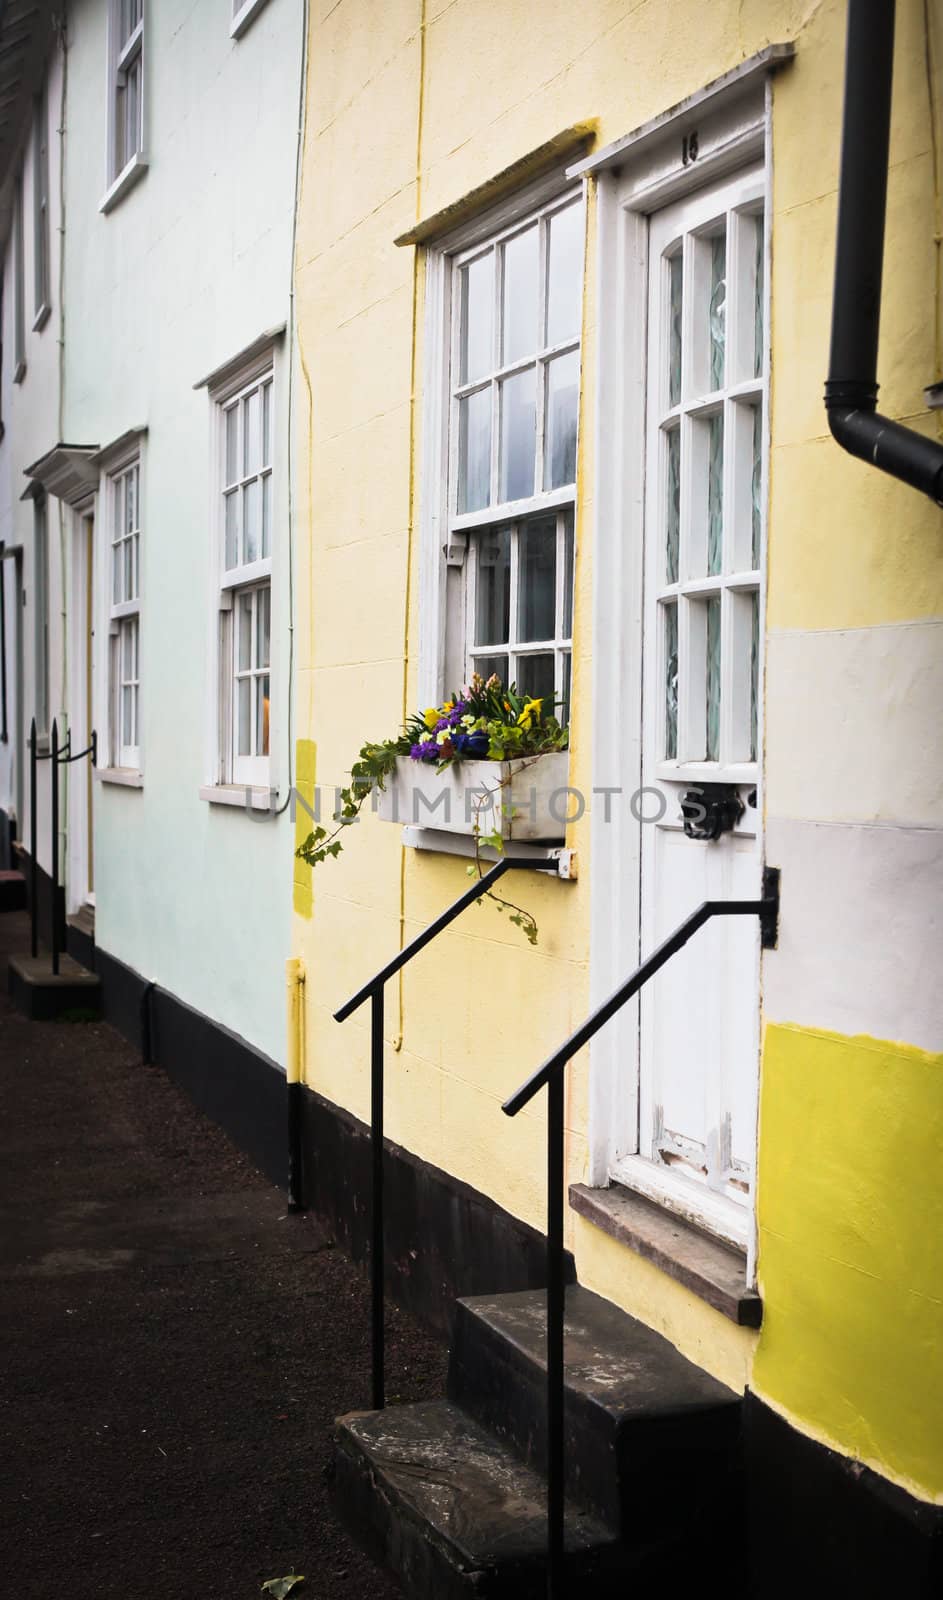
<box><xmin>261</xmin><ymin>1576</ymin><xmax>305</xmax><ymax>1599</ymax></box>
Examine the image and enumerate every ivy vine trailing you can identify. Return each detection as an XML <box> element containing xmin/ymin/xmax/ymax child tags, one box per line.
<box><xmin>294</xmin><ymin>674</ymin><xmax>568</xmax><ymax>945</ymax></box>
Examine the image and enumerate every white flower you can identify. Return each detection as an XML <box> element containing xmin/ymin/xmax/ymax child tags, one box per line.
<box><xmin>436</xmin><ymin>729</ymin><xmax>451</xmax><ymax>746</ymax></box>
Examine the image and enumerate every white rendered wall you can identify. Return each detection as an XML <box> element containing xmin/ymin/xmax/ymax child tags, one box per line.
<box><xmin>0</xmin><ymin>42</ymin><xmax>65</xmax><ymax>875</ymax></box>
<box><xmin>62</xmin><ymin>0</ymin><xmax>303</xmax><ymax>1062</ymax></box>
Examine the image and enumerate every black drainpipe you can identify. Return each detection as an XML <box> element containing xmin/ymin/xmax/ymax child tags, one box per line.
<box><xmin>825</xmin><ymin>0</ymin><xmax>943</xmax><ymax>505</ymax></box>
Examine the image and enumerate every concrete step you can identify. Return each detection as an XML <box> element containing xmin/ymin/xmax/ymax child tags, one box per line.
<box><xmin>333</xmin><ymin>1399</ymin><xmax>649</xmax><ymax>1600</ymax></box>
<box><xmin>8</xmin><ymin>951</ymin><xmax>101</xmax><ymax>1020</ymax></box>
<box><xmin>0</xmin><ymin>869</ymin><xmax>26</xmax><ymax>912</ymax></box>
<box><xmin>448</xmin><ymin>1285</ymin><xmax>742</xmax><ymax>1542</ymax></box>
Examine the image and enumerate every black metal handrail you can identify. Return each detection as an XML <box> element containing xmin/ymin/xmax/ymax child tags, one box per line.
<box><xmin>334</xmin><ymin>854</ymin><xmax>549</xmax><ymax>1409</ymax></box>
<box><xmin>501</xmin><ymin>867</ymin><xmax>780</xmax><ymax>1598</ymax></box>
<box><xmin>29</xmin><ymin>717</ymin><xmax>97</xmax><ymax>972</ymax></box>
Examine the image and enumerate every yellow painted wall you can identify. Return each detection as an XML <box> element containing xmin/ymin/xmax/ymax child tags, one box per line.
<box><xmin>753</xmin><ymin>1024</ymin><xmax>943</xmax><ymax>1504</ymax></box>
<box><xmin>294</xmin><ymin>0</ymin><xmax>942</xmax><ymax>1499</ymax></box>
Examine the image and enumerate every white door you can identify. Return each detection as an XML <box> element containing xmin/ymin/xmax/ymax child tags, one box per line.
<box><xmin>613</xmin><ymin>166</ymin><xmax>767</xmax><ymax>1252</ymax></box>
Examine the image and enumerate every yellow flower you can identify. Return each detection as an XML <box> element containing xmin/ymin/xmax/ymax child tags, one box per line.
<box><xmin>423</xmin><ymin>707</ymin><xmax>439</xmax><ymax>730</ymax></box>
<box><xmin>517</xmin><ymin>697</ymin><xmax>542</xmax><ymax>730</ymax></box>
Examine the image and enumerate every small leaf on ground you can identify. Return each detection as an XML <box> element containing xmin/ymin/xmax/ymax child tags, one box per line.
<box><xmin>261</xmin><ymin>1575</ymin><xmax>305</xmax><ymax>1598</ymax></box>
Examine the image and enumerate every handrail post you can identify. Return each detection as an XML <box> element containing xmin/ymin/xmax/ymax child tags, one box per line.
<box><xmin>50</xmin><ymin>718</ymin><xmax>59</xmax><ymax>977</ymax></box>
<box><xmin>29</xmin><ymin>718</ymin><xmax>38</xmax><ymax>959</ymax></box>
<box><xmin>371</xmin><ymin>983</ymin><xmax>385</xmax><ymax>1411</ymax></box>
<box><xmin>546</xmin><ymin>1069</ymin><xmax>565</xmax><ymax>1597</ymax></box>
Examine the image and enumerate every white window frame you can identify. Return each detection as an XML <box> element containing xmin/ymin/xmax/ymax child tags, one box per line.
<box><xmin>418</xmin><ymin>170</ymin><xmax>583</xmax><ymax>710</ymax></box>
<box><xmin>648</xmin><ymin>169</ymin><xmax>765</xmax><ymax>786</ymax></box>
<box><xmin>208</xmin><ymin>350</ymin><xmax>275</xmax><ymax>795</ymax></box>
<box><xmin>231</xmin><ymin>0</ymin><xmax>272</xmax><ymax>40</ymax></box>
<box><xmin>105</xmin><ymin>446</ymin><xmax>143</xmax><ymax>772</ymax></box>
<box><xmin>12</xmin><ymin>168</ymin><xmax>25</xmax><ymax>382</ymax></box>
<box><xmin>581</xmin><ymin>55</ymin><xmax>786</xmax><ymax>1220</ymax></box>
<box><xmin>102</xmin><ymin>0</ymin><xmax>147</xmax><ymax>212</ymax></box>
<box><xmin>32</xmin><ymin>87</ymin><xmax>51</xmax><ymax>331</ymax></box>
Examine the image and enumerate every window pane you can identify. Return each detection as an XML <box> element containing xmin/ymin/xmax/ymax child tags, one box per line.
<box><xmin>461</xmin><ymin>253</ymin><xmax>493</xmax><ymax>384</ymax></box>
<box><xmin>706</xmin><ymin>594</ymin><xmax>721</xmax><ymax>761</ymax></box>
<box><xmin>258</xmin><ymin>673</ymin><xmax>271</xmax><ymax>756</ymax></box>
<box><xmin>475</xmin><ymin>526</ymin><xmax>510</xmax><ymax>646</ymax></box>
<box><xmin>544</xmin><ymin>350</ymin><xmax>578</xmax><ymax>490</ymax></box>
<box><xmin>257</xmin><ymin>584</ymin><xmax>271</xmax><ymax>668</ymax></box>
<box><xmin>502</xmin><ymin>226</ymin><xmax>538</xmax><ymax>365</ymax></box>
<box><xmin>126</xmin><ymin>466</ymin><xmax>137</xmax><ymax>533</ymax></box>
<box><xmin>664</xmin><ymin>602</ymin><xmax>678</xmax><ymax>760</ymax></box>
<box><xmin>546</xmin><ymin>203</ymin><xmax>582</xmax><ymax>346</ymax></box>
<box><xmin>560</xmin><ymin>650</ymin><xmax>572</xmax><ymax>727</ymax></box>
<box><xmin>122</xmin><ymin>685</ymin><xmax>132</xmax><ymax>745</ymax></box>
<box><xmin>127</xmin><ymin>59</ymin><xmax>140</xmax><ymax>160</ymax></box>
<box><xmin>262</xmin><ymin>381</ymin><xmax>272</xmax><ymax>467</ymax></box>
<box><xmin>709</xmin><ymin>232</ymin><xmax>726</xmax><ymax>391</ymax></box>
<box><xmin>500</xmin><ymin>366</ymin><xmax>536</xmax><ymax>502</ymax></box>
<box><xmin>458</xmin><ymin>387</ymin><xmax>491</xmax><ymax>514</ymax></box>
<box><xmin>124</xmin><ymin>535</ymin><xmax>134</xmax><ymax>601</ymax></box>
<box><xmin>516</xmin><ymin>652</ymin><xmax>554</xmax><ymax>706</ymax></box>
<box><xmin>518</xmin><ymin>518</ymin><xmax>555</xmax><ymax>642</ymax></box>
<box><xmin>237</xmin><ymin>678</ymin><xmax>251</xmax><ymax>757</ymax></box>
<box><xmin>122</xmin><ymin>618</ymin><xmax>135</xmax><ymax>677</ymax></box>
<box><xmin>668</xmin><ymin>252</ymin><xmax>683</xmax><ymax>407</ymax></box>
<box><xmin>237</xmin><ymin>592</ymin><xmax>252</xmax><ymax>671</ymax></box>
<box><xmin>113</xmin><ymin>542</ymin><xmax>122</xmax><ymax>605</ymax></box>
<box><xmin>562</xmin><ymin>513</ymin><xmax>574</xmax><ymax>639</ymax></box>
<box><xmin>666</xmin><ymin>426</ymin><xmax>680</xmax><ymax>583</ymax></box>
<box><xmin>753</xmin><ymin>215</ymin><xmax>764</xmax><ymax>380</ymax></box>
<box><xmin>224</xmin><ymin>490</ymin><xmax>239</xmax><ymax>569</ymax></box>
<box><xmin>751</xmin><ymin>405</ymin><xmax>762</xmax><ymax>568</ymax></box>
<box><xmin>750</xmin><ymin>589</ymin><xmax>759</xmax><ymax>762</ymax></box>
<box><xmin>708</xmin><ymin>413</ymin><xmax>724</xmax><ymax>575</ymax></box>
<box><xmin>225</xmin><ymin>405</ymin><xmax>239</xmax><ymax>487</ymax></box>
<box><xmin>243</xmin><ymin>479</ymin><xmax>261</xmax><ymax>564</ymax></box>
<box><xmin>472</xmin><ymin>654</ymin><xmax>508</xmax><ymax>687</ymax></box>
<box><xmin>262</xmin><ymin>472</ymin><xmax>272</xmax><ymax>559</ymax></box>
<box><xmin>244</xmin><ymin>388</ymin><xmax>261</xmax><ymax>477</ymax></box>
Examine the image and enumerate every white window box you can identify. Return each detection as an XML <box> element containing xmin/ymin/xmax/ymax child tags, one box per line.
<box><xmin>375</xmin><ymin>751</ymin><xmax>570</xmax><ymax>843</ymax></box>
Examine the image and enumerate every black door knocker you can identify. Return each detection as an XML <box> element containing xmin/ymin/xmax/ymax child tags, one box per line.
<box><xmin>680</xmin><ymin>784</ymin><xmax>745</xmax><ymax>841</ymax></box>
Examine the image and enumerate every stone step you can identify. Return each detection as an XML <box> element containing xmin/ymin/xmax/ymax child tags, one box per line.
<box><xmin>8</xmin><ymin>951</ymin><xmax>102</xmax><ymax>1020</ymax></box>
<box><xmin>333</xmin><ymin>1399</ymin><xmax>652</xmax><ymax>1600</ymax></box>
<box><xmin>448</xmin><ymin>1285</ymin><xmax>742</xmax><ymax>1542</ymax></box>
<box><xmin>0</xmin><ymin>869</ymin><xmax>26</xmax><ymax>912</ymax></box>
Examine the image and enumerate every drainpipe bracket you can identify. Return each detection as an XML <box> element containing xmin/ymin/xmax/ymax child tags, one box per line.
<box><xmin>824</xmin><ymin>378</ymin><xmax>878</xmax><ymax>412</ymax></box>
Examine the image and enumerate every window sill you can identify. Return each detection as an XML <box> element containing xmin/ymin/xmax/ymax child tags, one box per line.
<box><xmin>99</xmin><ymin>153</ymin><xmax>148</xmax><ymax>216</ymax></box>
<box><xmin>231</xmin><ymin>0</ymin><xmax>271</xmax><ymax>39</ymax></box>
<box><xmin>199</xmin><ymin>783</ymin><xmax>278</xmax><ymax>812</ymax></box>
<box><xmin>32</xmin><ymin>303</ymin><xmax>51</xmax><ymax>334</ymax></box>
<box><xmin>401</xmin><ymin>826</ymin><xmax>577</xmax><ymax>877</ymax></box>
<box><xmin>570</xmin><ymin>1181</ymin><xmax>762</xmax><ymax>1328</ymax></box>
<box><xmin>96</xmin><ymin>766</ymin><xmax>143</xmax><ymax>789</ymax></box>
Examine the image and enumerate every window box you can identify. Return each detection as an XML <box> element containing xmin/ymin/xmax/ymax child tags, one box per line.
<box><xmin>375</xmin><ymin>750</ymin><xmax>569</xmax><ymax>843</ymax></box>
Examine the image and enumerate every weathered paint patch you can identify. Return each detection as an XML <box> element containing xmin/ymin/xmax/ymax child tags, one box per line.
<box><xmin>754</xmin><ymin>1022</ymin><xmax>943</xmax><ymax>1504</ymax></box>
<box><xmin>293</xmin><ymin>739</ymin><xmax>317</xmax><ymax>920</ymax></box>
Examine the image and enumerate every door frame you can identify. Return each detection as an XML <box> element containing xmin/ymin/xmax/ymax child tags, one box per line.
<box><xmin>585</xmin><ymin>71</ymin><xmax>773</xmax><ymax>1273</ymax></box>
<box><xmin>67</xmin><ymin>495</ymin><xmax>96</xmax><ymax>913</ymax></box>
